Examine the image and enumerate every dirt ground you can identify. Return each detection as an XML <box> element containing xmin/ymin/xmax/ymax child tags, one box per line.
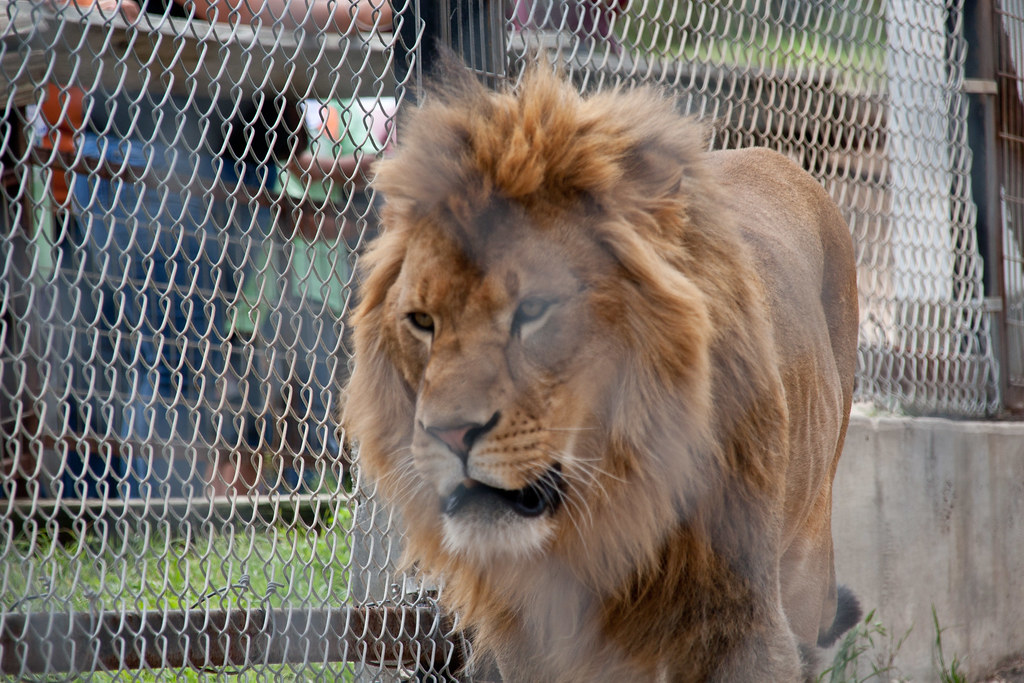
<box><xmin>980</xmin><ymin>656</ymin><xmax>1024</xmax><ymax>682</ymax></box>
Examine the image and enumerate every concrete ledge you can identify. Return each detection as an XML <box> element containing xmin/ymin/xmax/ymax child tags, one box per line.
<box><xmin>832</xmin><ymin>415</ymin><xmax>1024</xmax><ymax>680</ymax></box>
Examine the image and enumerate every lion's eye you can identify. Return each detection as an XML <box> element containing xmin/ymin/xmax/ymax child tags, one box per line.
<box><xmin>514</xmin><ymin>298</ymin><xmax>552</xmax><ymax>328</ymax></box>
<box><xmin>407</xmin><ymin>311</ymin><xmax>435</xmax><ymax>334</ymax></box>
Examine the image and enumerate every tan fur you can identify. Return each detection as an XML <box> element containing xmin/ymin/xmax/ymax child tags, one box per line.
<box><xmin>345</xmin><ymin>64</ymin><xmax>859</xmax><ymax>683</ymax></box>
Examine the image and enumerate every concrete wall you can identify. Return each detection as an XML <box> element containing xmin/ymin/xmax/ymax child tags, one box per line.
<box><xmin>831</xmin><ymin>414</ymin><xmax>1024</xmax><ymax>680</ymax></box>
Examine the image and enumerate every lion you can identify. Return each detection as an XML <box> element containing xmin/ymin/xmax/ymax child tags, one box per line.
<box><xmin>344</xmin><ymin>62</ymin><xmax>861</xmax><ymax>682</ymax></box>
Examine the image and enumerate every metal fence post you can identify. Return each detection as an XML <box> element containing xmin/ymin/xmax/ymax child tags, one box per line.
<box><xmin>403</xmin><ymin>0</ymin><xmax>507</xmax><ymax>87</ymax></box>
<box><xmin>964</xmin><ymin>0</ymin><xmax>1015</xmax><ymax>413</ymax></box>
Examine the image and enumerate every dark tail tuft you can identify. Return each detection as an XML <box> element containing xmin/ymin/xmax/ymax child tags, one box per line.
<box><xmin>817</xmin><ymin>585</ymin><xmax>862</xmax><ymax>648</ymax></box>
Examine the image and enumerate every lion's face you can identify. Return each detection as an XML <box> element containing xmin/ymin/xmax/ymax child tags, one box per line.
<box><xmin>347</xmin><ymin>64</ymin><xmax>717</xmax><ymax>583</ymax></box>
<box><xmin>383</xmin><ymin>207</ymin><xmax>621</xmax><ymax>560</ymax></box>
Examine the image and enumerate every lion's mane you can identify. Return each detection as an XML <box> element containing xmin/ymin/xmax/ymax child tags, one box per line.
<box><xmin>345</xmin><ymin>62</ymin><xmax>859</xmax><ymax>682</ymax></box>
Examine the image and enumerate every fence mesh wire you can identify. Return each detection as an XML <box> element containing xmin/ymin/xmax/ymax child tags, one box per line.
<box><xmin>0</xmin><ymin>0</ymin><xmax>1014</xmax><ymax>680</ymax></box>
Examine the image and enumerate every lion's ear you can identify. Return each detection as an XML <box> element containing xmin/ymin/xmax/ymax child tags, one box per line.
<box><xmin>620</xmin><ymin>136</ymin><xmax>689</xmax><ymax>204</ymax></box>
<box><xmin>577</xmin><ymin>88</ymin><xmax>708</xmax><ymax>216</ymax></box>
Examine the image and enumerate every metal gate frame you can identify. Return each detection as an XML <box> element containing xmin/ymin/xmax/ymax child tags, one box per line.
<box><xmin>990</xmin><ymin>0</ymin><xmax>1024</xmax><ymax>413</ymax></box>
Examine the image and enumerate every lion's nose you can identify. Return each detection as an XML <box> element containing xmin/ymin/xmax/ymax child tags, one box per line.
<box><xmin>425</xmin><ymin>411</ymin><xmax>501</xmax><ymax>462</ymax></box>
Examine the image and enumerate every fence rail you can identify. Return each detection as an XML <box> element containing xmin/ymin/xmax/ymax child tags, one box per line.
<box><xmin>1</xmin><ymin>0</ymin><xmax>1022</xmax><ymax>680</ymax></box>
<box><xmin>1</xmin><ymin>606</ymin><xmax>460</xmax><ymax>676</ymax></box>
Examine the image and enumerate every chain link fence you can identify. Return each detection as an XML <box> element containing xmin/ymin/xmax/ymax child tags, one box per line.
<box><xmin>0</xmin><ymin>0</ymin><xmax>1018</xmax><ymax>680</ymax></box>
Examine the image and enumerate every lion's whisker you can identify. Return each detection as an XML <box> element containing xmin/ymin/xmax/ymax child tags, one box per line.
<box><xmin>540</xmin><ymin>459</ymin><xmax>603</xmax><ymax>531</ymax></box>
<box><xmin>561</xmin><ymin>495</ymin><xmax>592</xmax><ymax>538</ymax></box>
<box><xmin>539</xmin><ymin>446</ymin><xmax>623</xmax><ymax>500</ymax></box>
<box><xmin>381</xmin><ymin>470</ymin><xmax>420</xmax><ymax>501</ymax></box>
<box><xmin>567</xmin><ymin>458</ymin><xmax>628</xmax><ymax>487</ymax></box>
<box><xmin>372</xmin><ymin>449</ymin><xmax>422</xmax><ymax>501</ymax></box>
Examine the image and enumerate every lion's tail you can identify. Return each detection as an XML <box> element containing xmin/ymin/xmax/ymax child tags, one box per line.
<box><xmin>817</xmin><ymin>585</ymin><xmax>862</xmax><ymax>648</ymax></box>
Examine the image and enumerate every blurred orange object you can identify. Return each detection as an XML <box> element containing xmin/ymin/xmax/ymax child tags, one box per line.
<box><xmin>36</xmin><ymin>83</ymin><xmax>85</xmax><ymax>207</ymax></box>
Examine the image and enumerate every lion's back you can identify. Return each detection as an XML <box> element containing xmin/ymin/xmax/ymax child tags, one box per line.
<box><xmin>706</xmin><ymin>147</ymin><xmax>857</xmax><ymax>407</ymax></box>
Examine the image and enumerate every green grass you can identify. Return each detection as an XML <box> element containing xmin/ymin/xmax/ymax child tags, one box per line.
<box><xmin>1</xmin><ymin>504</ymin><xmax>353</xmax><ymax>614</ymax></box>
<box><xmin>614</xmin><ymin>1</ymin><xmax>887</xmax><ymax>91</ymax></box>
<box><xmin>934</xmin><ymin>606</ymin><xmax>967</xmax><ymax>683</ymax></box>
<box><xmin>2</xmin><ymin>505</ymin><xmax>361</xmax><ymax>680</ymax></box>
<box><xmin>818</xmin><ymin>609</ymin><xmax>912</xmax><ymax>682</ymax></box>
<box><xmin>24</xmin><ymin>662</ymin><xmax>360</xmax><ymax>682</ymax></box>
<box><xmin>818</xmin><ymin>606</ymin><xmax>969</xmax><ymax>683</ymax></box>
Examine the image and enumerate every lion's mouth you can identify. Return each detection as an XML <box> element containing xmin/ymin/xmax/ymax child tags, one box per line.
<box><xmin>442</xmin><ymin>464</ymin><xmax>565</xmax><ymax>518</ymax></box>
